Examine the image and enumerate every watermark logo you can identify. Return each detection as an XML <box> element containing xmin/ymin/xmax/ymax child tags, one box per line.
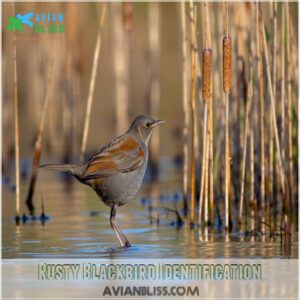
<box><xmin>7</xmin><ymin>12</ymin><xmax>64</xmax><ymax>33</ymax></box>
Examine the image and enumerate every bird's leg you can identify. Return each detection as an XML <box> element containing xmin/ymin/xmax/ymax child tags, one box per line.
<box><xmin>110</xmin><ymin>205</ymin><xmax>131</xmax><ymax>248</ymax></box>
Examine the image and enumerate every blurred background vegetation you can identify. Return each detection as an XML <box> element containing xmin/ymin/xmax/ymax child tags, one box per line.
<box><xmin>2</xmin><ymin>2</ymin><xmax>298</xmax><ymax>238</ymax></box>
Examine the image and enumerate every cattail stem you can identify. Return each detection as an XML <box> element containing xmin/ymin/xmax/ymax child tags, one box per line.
<box><xmin>224</xmin><ymin>92</ymin><xmax>230</xmax><ymax>230</ymax></box>
<box><xmin>256</xmin><ymin>3</ymin><xmax>266</xmax><ymax>226</ymax></box>
<box><xmin>198</xmin><ymin>103</ymin><xmax>208</xmax><ymax>225</ymax></box>
<box><xmin>80</xmin><ymin>3</ymin><xmax>106</xmax><ymax>162</ymax></box>
<box><xmin>206</xmin><ymin>2</ymin><xmax>214</xmax><ymax>227</ymax></box>
<box><xmin>200</xmin><ymin>1</ymin><xmax>213</xmax><ymax>226</ymax></box>
<box><xmin>250</xmin><ymin>128</ymin><xmax>255</xmax><ymax>228</ymax></box>
<box><xmin>223</xmin><ymin>2</ymin><xmax>231</xmax><ymax>231</ymax></box>
<box><xmin>239</xmin><ymin>67</ymin><xmax>253</xmax><ymax>224</ymax></box>
<box><xmin>204</xmin><ymin>129</ymin><xmax>210</xmax><ymax>224</ymax></box>
<box><xmin>281</xmin><ymin>5</ymin><xmax>286</xmax><ymax>167</ymax></box>
<box><xmin>189</xmin><ymin>1</ymin><xmax>197</xmax><ymax>227</ymax></box>
<box><xmin>199</xmin><ymin>5</ymin><xmax>212</xmax><ymax>226</ymax></box>
<box><xmin>11</xmin><ymin>2</ymin><xmax>20</xmax><ymax>224</ymax></box>
<box><xmin>180</xmin><ymin>2</ymin><xmax>190</xmax><ymax>217</ymax></box>
<box><xmin>25</xmin><ymin>57</ymin><xmax>54</xmax><ymax>216</ymax></box>
<box><xmin>239</xmin><ymin>3</ymin><xmax>254</xmax><ymax>225</ymax></box>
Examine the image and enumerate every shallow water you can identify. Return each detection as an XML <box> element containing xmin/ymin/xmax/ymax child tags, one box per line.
<box><xmin>2</xmin><ymin>163</ymin><xmax>298</xmax><ymax>259</ymax></box>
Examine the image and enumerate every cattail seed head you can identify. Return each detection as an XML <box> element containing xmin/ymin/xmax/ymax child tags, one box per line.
<box><xmin>123</xmin><ymin>2</ymin><xmax>133</xmax><ymax>31</ymax></box>
<box><xmin>223</xmin><ymin>35</ymin><xmax>232</xmax><ymax>93</ymax></box>
<box><xmin>202</xmin><ymin>48</ymin><xmax>212</xmax><ymax>103</ymax></box>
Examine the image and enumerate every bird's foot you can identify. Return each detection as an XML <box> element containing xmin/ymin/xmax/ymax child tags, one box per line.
<box><xmin>123</xmin><ymin>240</ymin><xmax>131</xmax><ymax>248</ymax></box>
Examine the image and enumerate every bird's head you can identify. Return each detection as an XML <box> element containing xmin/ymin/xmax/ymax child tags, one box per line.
<box><xmin>129</xmin><ymin>115</ymin><xmax>165</xmax><ymax>144</ymax></box>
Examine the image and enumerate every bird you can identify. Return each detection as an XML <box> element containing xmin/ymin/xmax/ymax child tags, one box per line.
<box><xmin>40</xmin><ymin>115</ymin><xmax>165</xmax><ymax>248</ymax></box>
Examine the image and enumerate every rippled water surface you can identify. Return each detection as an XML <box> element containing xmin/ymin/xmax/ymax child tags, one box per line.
<box><xmin>3</xmin><ymin>167</ymin><xmax>298</xmax><ymax>259</ymax></box>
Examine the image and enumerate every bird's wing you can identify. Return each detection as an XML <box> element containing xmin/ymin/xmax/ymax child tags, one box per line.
<box><xmin>81</xmin><ymin>134</ymin><xmax>144</xmax><ymax>180</ymax></box>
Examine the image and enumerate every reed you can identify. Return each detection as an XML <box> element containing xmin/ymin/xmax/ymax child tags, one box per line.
<box><xmin>10</xmin><ymin>2</ymin><xmax>20</xmax><ymax>224</ymax></box>
<box><xmin>25</xmin><ymin>57</ymin><xmax>54</xmax><ymax>216</ymax></box>
<box><xmin>188</xmin><ymin>1</ymin><xmax>197</xmax><ymax>227</ymax></box>
<box><xmin>223</xmin><ymin>1</ymin><xmax>232</xmax><ymax>231</ymax></box>
<box><xmin>248</xmin><ymin>6</ymin><xmax>255</xmax><ymax>228</ymax></box>
<box><xmin>114</xmin><ymin>2</ymin><xmax>130</xmax><ymax>136</ymax></box>
<box><xmin>286</xmin><ymin>3</ymin><xmax>294</xmax><ymax>213</ymax></box>
<box><xmin>261</xmin><ymin>12</ymin><xmax>286</xmax><ymax>202</ymax></box>
<box><xmin>250</xmin><ymin>128</ymin><xmax>255</xmax><ymax>229</ymax></box>
<box><xmin>268</xmin><ymin>1</ymin><xmax>277</xmax><ymax>229</ymax></box>
<box><xmin>280</xmin><ymin>5</ymin><xmax>286</xmax><ymax>166</ymax></box>
<box><xmin>198</xmin><ymin>101</ymin><xmax>207</xmax><ymax>225</ymax></box>
<box><xmin>256</xmin><ymin>3</ymin><xmax>266</xmax><ymax>226</ymax></box>
<box><xmin>2</xmin><ymin>2</ymin><xmax>298</xmax><ymax>236</ymax></box>
<box><xmin>180</xmin><ymin>2</ymin><xmax>190</xmax><ymax>217</ymax></box>
<box><xmin>206</xmin><ymin>3</ymin><xmax>214</xmax><ymax>227</ymax></box>
<box><xmin>80</xmin><ymin>3</ymin><xmax>107</xmax><ymax>162</ymax></box>
<box><xmin>148</xmin><ymin>2</ymin><xmax>161</xmax><ymax>178</ymax></box>
<box><xmin>239</xmin><ymin>29</ymin><xmax>253</xmax><ymax>224</ymax></box>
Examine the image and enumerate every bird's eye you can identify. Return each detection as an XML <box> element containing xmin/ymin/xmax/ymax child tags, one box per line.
<box><xmin>146</xmin><ymin>122</ymin><xmax>151</xmax><ymax>128</ymax></box>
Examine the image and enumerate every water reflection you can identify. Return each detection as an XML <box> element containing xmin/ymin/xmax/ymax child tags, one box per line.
<box><xmin>2</xmin><ymin>172</ymin><xmax>298</xmax><ymax>259</ymax></box>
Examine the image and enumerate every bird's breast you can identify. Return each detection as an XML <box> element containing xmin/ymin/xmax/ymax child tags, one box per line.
<box><xmin>88</xmin><ymin>158</ymin><xmax>148</xmax><ymax>207</ymax></box>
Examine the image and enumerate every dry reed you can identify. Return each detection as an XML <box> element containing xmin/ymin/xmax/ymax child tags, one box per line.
<box><xmin>256</xmin><ymin>3</ymin><xmax>266</xmax><ymax>225</ymax></box>
<box><xmin>180</xmin><ymin>2</ymin><xmax>190</xmax><ymax>217</ymax></box>
<box><xmin>198</xmin><ymin>102</ymin><xmax>207</xmax><ymax>225</ymax></box>
<box><xmin>239</xmin><ymin>34</ymin><xmax>253</xmax><ymax>224</ymax></box>
<box><xmin>11</xmin><ymin>2</ymin><xmax>20</xmax><ymax>224</ymax></box>
<box><xmin>114</xmin><ymin>2</ymin><xmax>130</xmax><ymax>135</ymax></box>
<box><xmin>205</xmin><ymin>1</ymin><xmax>213</xmax><ymax>227</ymax></box>
<box><xmin>286</xmin><ymin>3</ymin><xmax>294</xmax><ymax>212</ymax></box>
<box><xmin>148</xmin><ymin>2</ymin><xmax>161</xmax><ymax>178</ymax></box>
<box><xmin>261</xmin><ymin>12</ymin><xmax>286</xmax><ymax>198</ymax></box>
<box><xmin>268</xmin><ymin>1</ymin><xmax>277</xmax><ymax>228</ymax></box>
<box><xmin>80</xmin><ymin>3</ymin><xmax>107</xmax><ymax>162</ymax></box>
<box><xmin>25</xmin><ymin>57</ymin><xmax>54</xmax><ymax>216</ymax></box>
<box><xmin>281</xmin><ymin>5</ymin><xmax>286</xmax><ymax>165</ymax></box>
<box><xmin>188</xmin><ymin>1</ymin><xmax>197</xmax><ymax>226</ymax></box>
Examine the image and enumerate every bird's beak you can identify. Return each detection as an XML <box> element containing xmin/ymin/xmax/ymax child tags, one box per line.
<box><xmin>151</xmin><ymin>119</ymin><xmax>165</xmax><ymax>127</ymax></box>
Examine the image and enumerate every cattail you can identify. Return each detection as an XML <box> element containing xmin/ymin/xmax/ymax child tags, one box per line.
<box><xmin>223</xmin><ymin>1</ymin><xmax>231</xmax><ymax>231</ymax></box>
<box><xmin>198</xmin><ymin>46</ymin><xmax>211</xmax><ymax>225</ymax></box>
<box><xmin>223</xmin><ymin>36</ymin><xmax>232</xmax><ymax>93</ymax></box>
<box><xmin>202</xmin><ymin>49</ymin><xmax>212</xmax><ymax>103</ymax></box>
<box><xmin>123</xmin><ymin>2</ymin><xmax>133</xmax><ymax>31</ymax></box>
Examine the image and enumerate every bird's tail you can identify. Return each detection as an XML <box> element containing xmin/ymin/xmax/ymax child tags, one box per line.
<box><xmin>39</xmin><ymin>164</ymin><xmax>82</xmax><ymax>176</ymax></box>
